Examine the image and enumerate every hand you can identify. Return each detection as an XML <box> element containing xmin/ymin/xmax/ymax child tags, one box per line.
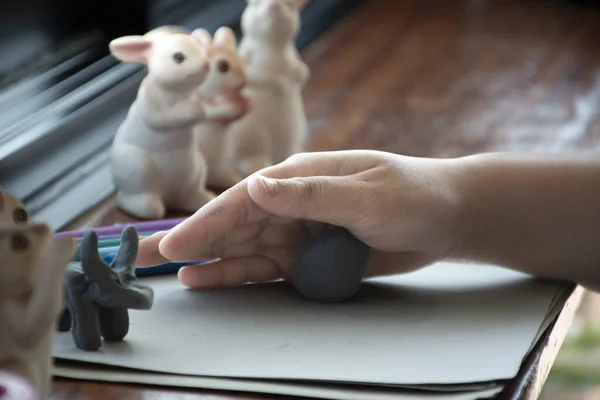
<box><xmin>136</xmin><ymin>150</ymin><xmax>462</xmax><ymax>289</ymax></box>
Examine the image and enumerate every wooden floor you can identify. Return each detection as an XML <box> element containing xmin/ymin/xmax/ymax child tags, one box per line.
<box><xmin>303</xmin><ymin>0</ymin><xmax>600</xmax><ymax>156</ymax></box>
<box><xmin>54</xmin><ymin>0</ymin><xmax>600</xmax><ymax>398</ymax></box>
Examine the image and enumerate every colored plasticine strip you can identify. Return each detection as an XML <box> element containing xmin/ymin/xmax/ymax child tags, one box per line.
<box><xmin>74</xmin><ymin>234</ymin><xmax>123</xmax><ymax>242</ymax></box>
<box><xmin>73</xmin><ymin>245</ymin><xmax>121</xmax><ymax>261</ymax></box>
<box><xmin>72</xmin><ymin>239</ymin><xmax>139</xmax><ymax>261</ymax></box>
<box><xmin>75</xmin><ymin>234</ymin><xmax>151</xmax><ymax>244</ymax></box>
<box><xmin>55</xmin><ymin>217</ymin><xmax>187</xmax><ymax>239</ymax></box>
<box><xmin>75</xmin><ymin>234</ymin><xmax>156</xmax><ymax>246</ymax></box>
<box><xmin>101</xmin><ymin>253</ymin><xmax>212</xmax><ymax>277</ymax></box>
<box><xmin>72</xmin><ymin>229</ymin><xmax>166</xmax><ymax>241</ymax></box>
<box><xmin>71</xmin><ymin>235</ymin><xmax>151</xmax><ymax>261</ymax></box>
<box><xmin>94</xmin><ymin>238</ymin><xmax>124</xmax><ymax>247</ymax></box>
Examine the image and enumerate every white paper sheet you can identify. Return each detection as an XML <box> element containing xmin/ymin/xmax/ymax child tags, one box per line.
<box><xmin>52</xmin><ymin>261</ymin><xmax>564</xmax><ymax>387</ymax></box>
<box><xmin>53</xmin><ymin>363</ymin><xmax>505</xmax><ymax>400</ymax></box>
<box><xmin>526</xmin><ymin>285</ymin><xmax>575</xmax><ymax>354</ymax></box>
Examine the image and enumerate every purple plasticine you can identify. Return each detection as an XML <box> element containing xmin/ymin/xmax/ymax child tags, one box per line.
<box><xmin>73</xmin><ymin>229</ymin><xmax>168</xmax><ymax>242</ymax></box>
<box><xmin>54</xmin><ymin>217</ymin><xmax>186</xmax><ymax>239</ymax></box>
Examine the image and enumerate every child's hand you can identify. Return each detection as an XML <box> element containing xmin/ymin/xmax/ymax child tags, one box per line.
<box><xmin>136</xmin><ymin>150</ymin><xmax>462</xmax><ymax>289</ymax></box>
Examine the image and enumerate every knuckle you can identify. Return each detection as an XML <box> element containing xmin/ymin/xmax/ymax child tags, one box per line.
<box><xmin>285</xmin><ymin>152</ymin><xmax>307</xmax><ymax>165</ymax></box>
<box><xmin>294</xmin><ymin>177</ymin><xmax>321</xmax><ymax>200</ymax></box>
<box><xmin>207</xmin><ymin>235</ymin><xmax>227</xmax><ymax>259</ymax></box>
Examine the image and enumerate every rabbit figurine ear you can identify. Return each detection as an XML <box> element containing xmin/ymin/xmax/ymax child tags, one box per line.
<box><xmin>109</xmin><ymin>36</ymin><xmax>153</xmax><ymax>63</ymax></box>
<box><xmin>191</xmin><ymin>28</ymin><xmax>213</xmax><ymax>50</ymax></box>
<box><xmin>213</xmin><ymin>26</ymin><xmax>237</xmax><ymax>49</ymax></box>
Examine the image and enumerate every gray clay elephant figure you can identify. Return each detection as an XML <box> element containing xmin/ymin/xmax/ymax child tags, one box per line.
<box><xmin>58</xmin><ymin>226</ymin><xmax>154</xmax><ymax>351</ymax></box>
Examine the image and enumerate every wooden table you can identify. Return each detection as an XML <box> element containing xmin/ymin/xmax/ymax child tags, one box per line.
<box><xmin>51</xmin><ymin>0</ymin><xmax>600</xmax><ymax>398</ymax></box>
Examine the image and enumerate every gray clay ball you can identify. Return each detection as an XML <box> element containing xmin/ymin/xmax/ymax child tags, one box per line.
<box><xmin>291</xmin><ymin>226</ymin><xmax>371</xmax><ymax>303</ymax></box>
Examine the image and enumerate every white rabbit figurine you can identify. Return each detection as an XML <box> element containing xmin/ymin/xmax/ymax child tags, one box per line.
<box><xmin>108</xmin><ymin>28</ymin><xmax>244</xmax><ymax>219</ymax></box>
<box><xmin>0</xmin><ymin>223</ymin><xmax>75</xmax><ymax>399</ymax></box>
<box><xmin>193</xmin><ymin>27</ymin><xmax>251</xmax><ymax>189</ymax></box>
<box><xmin>227</xmin><ymin>0</ymin><xmax>311</xmax><ymax>178</ymax></box>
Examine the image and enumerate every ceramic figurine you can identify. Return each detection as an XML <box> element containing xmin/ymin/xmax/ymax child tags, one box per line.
<box><xmin>108</xmin><ymin>27</ymin><xmax>245</xmax><ymax>219</ymax></box>
<box><xmin>0</xmin><ymin>191</ymin><xmax>41</xmax><ymax>399</ymax></box>
<box><xmin>193</xmin><ymin>26</ymin><xmax>251</xmax><ymax>189</ymax></box>
<box><xmin>0</xmin><ymin>189</ymin><xmax>30</xmax><ymax>226</ymax></box>
<box><xmin>227</xmin><ymin>0</ymin><xmax>311</xmax><ymax>178</ymax></box>
<box><xmin>0</xmin><ymin>371</ymin><xmax>39</xmax><ymax>400</ymax></box>
<box><xmin>59</xmin><ymin>226</ymin><xmax>154</xmax><ymax>351</ymax></box>
<box><xmin>0</xmin><ymin>223</ymin><xmax>76</xmax><ymax>399</ymax></box>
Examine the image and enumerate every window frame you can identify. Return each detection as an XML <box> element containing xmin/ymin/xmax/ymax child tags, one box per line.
<box><xmin>0</xmin><ymin>0</ymin><xmax>362</xmax><ymax>231</ymax></box>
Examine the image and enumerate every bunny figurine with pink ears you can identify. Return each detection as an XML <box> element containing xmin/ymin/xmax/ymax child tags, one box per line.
<box><xmin>226</xmin><ymin>0</ymin><xmax>311</xmax><ymax>178</ymax></box>
<box><xmin>193</xmin><ymin>26</ymin><xmax>252</xmax><ymax>190</ymax></box>
<box><xmin>108</xmin><ymin>29</ymin><xmax>240</xmax><ymax>219</ymax></box>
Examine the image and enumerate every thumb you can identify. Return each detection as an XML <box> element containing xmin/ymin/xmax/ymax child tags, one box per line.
<box><xmin>246</xmin><ymin>174</ymin><xmax>368</xmax><ymax>227</ymax></box>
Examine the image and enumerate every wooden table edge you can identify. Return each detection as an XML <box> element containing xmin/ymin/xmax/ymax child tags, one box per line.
<box><xmin>493</xmin><ymin>284</ymin><xmax>585</xmax><ymax>400</ymax></box>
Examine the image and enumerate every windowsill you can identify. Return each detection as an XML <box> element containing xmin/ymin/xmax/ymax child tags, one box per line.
<box><xmin>42</xmin><ymin>0</ymin><xmax>362</xmax><ymax>233</ymax></box>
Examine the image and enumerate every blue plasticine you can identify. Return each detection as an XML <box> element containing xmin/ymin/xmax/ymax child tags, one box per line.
<box><xmin>99</xmin><ymin>246</ymin><xmax>120</xmax><ymax>258</ymax></box>
<box><xmin>102</xmin><ymin>253</ymin><xmax>213</xmax><ymax>277</ymax></box>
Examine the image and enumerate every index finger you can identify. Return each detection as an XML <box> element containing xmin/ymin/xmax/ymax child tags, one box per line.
<box><xmin>136</xmin><ymin>231</ymin><xmax>169</xmax><ymax>267</ymax></box>
<box><xmin>157</xmin><ymin>151</ymin><xmax>362</xmax><ymax>261</ymax></box>
<box><xmin>158</xmin><ymin>180</ymin><xmax>269</xmax><ymax>261</ymax></box>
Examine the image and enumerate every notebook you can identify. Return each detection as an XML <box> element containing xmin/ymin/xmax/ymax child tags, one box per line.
<box><xmin>52</xmin><ymin>261</ymin><xmax>576</xmax><ymax>399</ymax></box>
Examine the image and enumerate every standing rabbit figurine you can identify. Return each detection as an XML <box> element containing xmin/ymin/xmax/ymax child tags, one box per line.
<box><xmin>108</xmin><ymin>28</ymin><xmax>245</xmax><ymax>219</ymax></box>
<box><xmin>227</xmin><ymin>0</ymin><xmax>311</xmax><ymax>178</ymax></box>
<box><xmin>0</xmin><ymin>224</ymin><xmax>75</xmax><ymax>399</ymax></box>
<box><xmin>0</xmin><ymin>191</ymin><xmax>39</xmax><ymax>400</ymax></box>
<box><xmin>193</xmin><ymin>27</ymin><xmax>251</xmax><ymax>189</ymax></box>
